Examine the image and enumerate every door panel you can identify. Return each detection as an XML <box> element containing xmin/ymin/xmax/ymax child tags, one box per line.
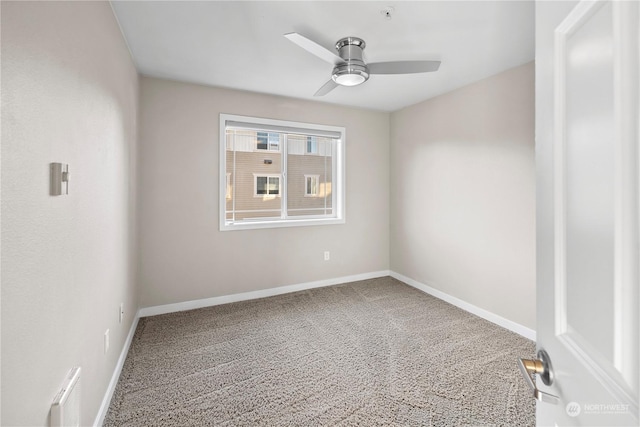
<box><xmin>535</xmin><ymin>0</ymin><xmax>639</xmax><ymax>425</ymax></box>
<box><xmin>563</xmin><ymin>0</ymin><xmax>615</xmax><ymax>364</ymax></box>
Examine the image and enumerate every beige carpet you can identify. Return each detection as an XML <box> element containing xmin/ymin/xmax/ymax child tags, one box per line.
<box><xmin>104</xmin><ymin>277</ymin><xmax>535</xmax><ymax>426</ymax></box>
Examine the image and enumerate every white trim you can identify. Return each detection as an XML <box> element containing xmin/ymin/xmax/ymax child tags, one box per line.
<box><xmin>253</xmin><ymin>173</ymin><xmax>281</xmax><ymax>198</ymax></box>
<box><xmin>304</xmin><ymin>174</ymin><xmax>319</xmax><ymax>197</ymax></box>
<box><xmin>139</xmin><ymin>271</ymin><xmax>391</xmax><ymax>318</ymax></box>
<box><xmin>138</xmin><ymin>271</ymin><xmax>536</xmax><ymax>341</ymax></box>
<box><xmin>93</xmin><ymin>310</ymin><xmax>141</xmax><ymax>427</ymax></box>
<box><xmin>612</xmin><ymin>0</ymin><xmax>639</xmax><ymax>391</ymax></box>
<box><xmin>390</xmin><ymin>271</ymin><xmax>537</xmax><ymax>341</ymax></box>
<box><xmin>553</xmin><ymin>0</ymin><xmax>570</xmax><ymax>337</ymax></box>
<box><xmin>221</xmin><ymin>216</ymin><xmax>345</xmax><ymax>230</ymax></box>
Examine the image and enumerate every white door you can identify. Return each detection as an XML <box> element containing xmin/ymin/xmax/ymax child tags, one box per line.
<box><xmin>533</xmin><ymin>0</ymin><xmax>639</xmax><ymax>425</ymax></box>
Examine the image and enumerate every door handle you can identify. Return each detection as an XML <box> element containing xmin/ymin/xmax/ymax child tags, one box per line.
<box><xmin>518</xmin><ymin>349</ymin><xmax>559</xmax><ymax>404</ymax></box>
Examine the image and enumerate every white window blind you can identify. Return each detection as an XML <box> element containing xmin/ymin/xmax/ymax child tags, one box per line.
<box><xmin>226</xmin><ymin>120</ymin><xmax>342</xmax><ymax>139</ymax></box>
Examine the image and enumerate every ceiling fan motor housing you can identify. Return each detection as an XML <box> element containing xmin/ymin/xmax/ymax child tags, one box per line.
<box><xmin>332</xmin><ymin>37</ymin><xmax>370</xmax><ymax>86</ymax></box>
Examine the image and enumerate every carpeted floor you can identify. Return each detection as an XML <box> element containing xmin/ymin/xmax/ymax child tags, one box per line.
<box><xmin>104</xmin><ymin>276</ymin><xmax>535</xmax><ymax>426</ymax></box>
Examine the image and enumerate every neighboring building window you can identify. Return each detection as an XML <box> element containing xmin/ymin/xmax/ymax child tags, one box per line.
<box><xmin>306</xmin><ymin>136</ymin><xmax>318</xmax><ymax>154</ymax></box>
<box><xmin>257</xmin><ymin>132</ymin><xmax>280</xmax><ymax>151</ymax></box>
<box><xmin>254</xmin><ymin>174</ymin><xmax>280</xmax><ymax>196</ymax></box>
<box><xmin>220</xmin><ymin>114</ymin><xmax>345</xmax><ymax>230</ymax></box>
<box><xmin>305</xmin><ymin>175</ymin><xmax>319</xmax><ymax>197</ymax></box>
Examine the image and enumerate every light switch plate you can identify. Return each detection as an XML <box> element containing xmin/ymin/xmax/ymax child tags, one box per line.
<box><xmin>50</xmin><ymin>163</ymin><xmax>69</xmax><ymax>196</ymax></box>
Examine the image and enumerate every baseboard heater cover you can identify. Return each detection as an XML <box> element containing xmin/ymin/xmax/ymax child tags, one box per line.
<box><xmin>51</xmin><ymin>367</ymin><xmax>81</xmax><ymax>427</ymax></box>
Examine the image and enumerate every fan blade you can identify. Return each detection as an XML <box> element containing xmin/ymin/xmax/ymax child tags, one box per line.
<box><xmin>284</xmin><ymin>32</ymin><xmax>344</xmax><ymax>65</ymax></box>
<box><xmin>368</xmin><ymin>60</ymin><xmax>441</xmax><ymax>75</ymax></box>
<box><xmin>314</xmin><ymin>80</ymin><xmax>338</xmax><ymax>97</ymax></box>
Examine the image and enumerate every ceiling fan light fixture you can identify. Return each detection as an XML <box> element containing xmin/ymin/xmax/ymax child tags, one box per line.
<box><xmin>283</xmin><ymin>32</ymin><xmax>441</xmax><ymax>97</ymax></box>
<box><xmin>332</xmin><ymin>64</ymin><xmax>369</xmax><ymax>87</ymax></box>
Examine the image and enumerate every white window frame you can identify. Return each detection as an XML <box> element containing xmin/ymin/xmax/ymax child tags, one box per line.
<box><xmin>255</xmin><ymin>131</ymin><xmax>280</xmax><ymax>152</ymax></box>
<box><xmin>253</xmin><ymin>173</ymin><xmax>281</xmax><ymax>198</ymax></box>
<box><xmin>220</xmin><ymin>114</ymin><xmax>346</xmax><ymax>231</ymax></box>
<box><xmin>304</xmin><ymin>174</ymin><xmax>319</xmax><ymax>197</ymax></box>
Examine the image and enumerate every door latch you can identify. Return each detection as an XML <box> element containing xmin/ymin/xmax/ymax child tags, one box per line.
<box><xmin>518</xmin><ymin>349</ymin><xmax>559</xmax><ymax>404</ymax></box>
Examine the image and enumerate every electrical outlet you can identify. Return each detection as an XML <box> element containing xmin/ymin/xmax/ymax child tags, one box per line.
<box><xmin>104</xmin><ymin>329</ymin><xmax>109</xmax><ymax>354</ymax></box>
<box><xmin>119</xmin><ymin>303</ymin><xmax>124</xmax><ymax>324</ymax></box>
<box><xmin>324</xmin><ymin>251</ymin><xmax>330</xmax><ymax>261</ymax></box>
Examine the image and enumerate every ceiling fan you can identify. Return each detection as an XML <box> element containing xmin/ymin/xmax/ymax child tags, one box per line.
<box><xmin>284</xmin><ymin>32</ymin><xmax>441</xmax><ymax>97</ymax></box>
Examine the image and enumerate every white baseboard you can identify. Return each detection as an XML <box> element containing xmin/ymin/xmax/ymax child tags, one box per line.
<box><xmin>93</xmin><ymin>309</ymin><xmax>141</xmax><ymax>427</ymax></box>
<box><xmin>138</xmin><ymin>270</ymin><xmax>392</xmax><ymax>318</ymax></box>
<box><xmin>138</xmin><ymin>270</ymin><xmax>536</xmax><ymax>340</ymax></box>
<box><xmin>390</xmin><ymin>271</ymin><xmax>536</xmax><ymax>341</ymax></box>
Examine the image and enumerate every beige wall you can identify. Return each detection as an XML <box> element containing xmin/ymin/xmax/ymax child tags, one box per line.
<box><xmin>1</xmin><ymin>2</ymin><xmax>138</xmax><ymax>426</ymax></box>
<box><xmin>390</xmin><ymin>62</ymin><xmax>536</xmax><ymax>329</ymax></box>
<box><xmin>0</xmin><ymin>6</ymin><xmax>534</xmax><ymax>422</ymax></box>
<box><xmin>138</xmin><ymin>77</ymin><xmax>390</xmax><ymax>307</ymax></box>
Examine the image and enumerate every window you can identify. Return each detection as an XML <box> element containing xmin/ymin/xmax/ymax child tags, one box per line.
<box><xmin>220</xmin><ymin>114</ymin><xmax>345</xmax><ymax>230</ymax></box>
<box><xmin>255</xmin><ymin>174</ymin><xmax>280</xmax><ymax>196</ymax></box>
<box><xmin>305</xmin><ymin>175</ymin><xmax>319</xmax><ymax>197</ymax></box>
<box><xmin>257</xmin><ymin>132</ymin><xmax>280</xmax><ymax>151</ymax></box>
<box><xmin>306</xmin><ymin>136</ymin><xmax>318</xmax><ymax>154</ymax></box>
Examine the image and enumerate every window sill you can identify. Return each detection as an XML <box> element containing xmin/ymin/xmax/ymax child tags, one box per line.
<box><xmin>220</xmin><ymin>217</ymin><xmax>345</xmax><ymax>231</ymax></box>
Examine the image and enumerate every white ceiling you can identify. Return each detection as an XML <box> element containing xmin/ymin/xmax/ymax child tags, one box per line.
<box><xmin>111</xmin><ymin>1</ymin><xmax>534</xmax><ymax>112</ymax></box>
